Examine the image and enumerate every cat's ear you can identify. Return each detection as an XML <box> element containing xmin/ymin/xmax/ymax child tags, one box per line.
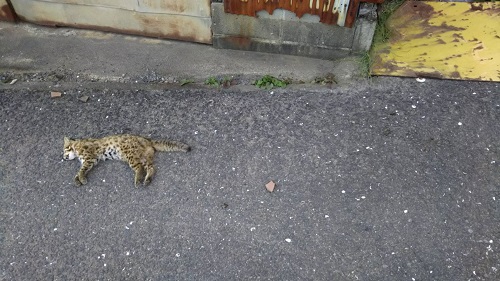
<box><xmin>64</xmin><ymin>137</ymin><xmax>70</xmax><ymax>144</ymax></box>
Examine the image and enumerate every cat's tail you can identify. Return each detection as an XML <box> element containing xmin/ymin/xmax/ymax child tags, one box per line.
<box><xmin>152</xmin><ymin>140</ymin><xmax>190</xmax><ymax>152</ymax></box>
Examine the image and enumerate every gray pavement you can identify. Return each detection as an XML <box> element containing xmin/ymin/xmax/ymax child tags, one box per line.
<box><xmin>0</xmin><ymin>21</ymin><xmax>499</xmax><ymax>281</ymax></box>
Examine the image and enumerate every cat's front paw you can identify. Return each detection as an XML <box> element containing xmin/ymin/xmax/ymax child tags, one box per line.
<box><xmin>74</xmin><ymin>175</ymin><xmax>82</xmax><ymax>186</ymax></box>
<box><xmin>143</xmin><ymin>178</ymin><xmax>152</xmax><ymax>185</ymax></box>
<box><xmin>134</xmin><ymin>179</ymin><xmax>141</xmax><ymax>188</ymax></box>
<box><xmin>74</xmin><ymin>175</ymin><xmax>87</xmax><ymax>186</ymax></box>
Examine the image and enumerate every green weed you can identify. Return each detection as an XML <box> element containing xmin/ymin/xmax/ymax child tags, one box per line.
<box><xmin>180</xmin><ymin>79</ymin><xmax>194</xmax><ymax>86</ymax></box>
<box><xmin>359</xmin><ymin>51</ymin><xmax>372</xmax><ymax>78</ymax></box>
<box><xmin>205</xmin><ymin>77</ymin><xmax>220</xmax><ymax>87</ymax></box>
<box><xmin>205</xmin><ymin>76</ymin><xmax>233</xmax><ymax>88</ymax></box>
<box><xmin>254</xmin><ymin>75</ymin><xmax>288</xmax><ymax>89</ymax></box>
<box><xmin>366</xmin><ymin>0</ymin><xmax>406</xmax><ymax>77</ymax></box>
<box><xmin>311</xmin><ymin>73</ymin><xmax>336</xmax><ymax>85</ymax></box>
<box><xmin>372</xmin><ymin>0</ymin><xmax>406</xmax><ymax>45</ymax></box>
<box><xmin>221</xmin><ymin>76</ymin><xmax>232</xmax><ymax>87</ymax></box>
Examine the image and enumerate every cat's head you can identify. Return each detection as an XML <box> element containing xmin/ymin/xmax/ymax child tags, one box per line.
<box><xmin>63</xmin><ymin>137</ymin><xmax>77</xmax><ymax>160</ymax></box>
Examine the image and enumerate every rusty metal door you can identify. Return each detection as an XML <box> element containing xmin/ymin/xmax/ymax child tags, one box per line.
<box><xmin>0</xmin><ymin>0</ymin><xmax>16</xmax><ymax>22</ymax></box>
<box><xmin>224</xmin><ymin>0</ymin><xmax>382</xmax><ymax>28</ymax></box>
<box><xmin>8</xmin><ymin>0</ymin><xmax>212</xmax><ymax>44</ymax></box>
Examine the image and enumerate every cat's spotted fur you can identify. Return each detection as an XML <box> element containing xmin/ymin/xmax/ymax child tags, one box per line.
<box><xmin>63</xmin><ymin>134</ymin><xmax>190</xmax><ymax>187</ymax></box>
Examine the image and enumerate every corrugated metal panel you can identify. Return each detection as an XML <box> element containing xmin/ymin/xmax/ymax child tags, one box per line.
<box><xmin>9</xmin><ymin>0</ymin><xmax>212</xmax><ymax>44</ymax></box>
<box><xmin>224</xmin><ymin>0</ymin><xmax>368</xmax><ymax>27</ymax></box>
<box><xmin>0</xmin><ymin>0</ymin><xmax>17</xmax><ymax>21</ymax></box>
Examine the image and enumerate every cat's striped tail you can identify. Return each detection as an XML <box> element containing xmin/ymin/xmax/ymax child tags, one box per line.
<box><xmin>152</xmin><ymin>140</ymin><xmax>190</xmax><ymax>152</ymax></box>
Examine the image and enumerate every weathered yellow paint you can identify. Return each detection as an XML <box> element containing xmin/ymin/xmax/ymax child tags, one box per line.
<box><xmin>371</xmin><ymin>1</ymin><xmax>499</xmax><ymax>81</ymax></box>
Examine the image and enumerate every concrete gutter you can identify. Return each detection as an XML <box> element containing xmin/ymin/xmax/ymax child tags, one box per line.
<box><xmin>0</xmin><ymin>21</ymin><xmax>365</xmax><ymax>88</ymax></box>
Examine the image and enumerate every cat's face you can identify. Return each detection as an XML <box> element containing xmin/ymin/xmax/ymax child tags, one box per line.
<box><xmin>63</xmin><ymin>137</ymin><xmax>77</xmax><ymax>160</ymax></box>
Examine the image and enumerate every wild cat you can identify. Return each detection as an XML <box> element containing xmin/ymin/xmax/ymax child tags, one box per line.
<box><xmin>63</xmin><ymin>134</ymin><xmax>190</xmax><ymax>187</ymax></box>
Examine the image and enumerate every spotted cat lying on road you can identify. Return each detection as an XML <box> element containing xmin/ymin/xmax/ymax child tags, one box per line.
<box><xmin>63</xmin><ymin>134</ymin><xmax>190</xmax><ymax>187</ymax></box>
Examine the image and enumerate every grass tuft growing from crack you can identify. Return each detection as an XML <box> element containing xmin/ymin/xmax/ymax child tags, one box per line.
<box><xmin>180</xmin><ymin>79</ymin><xmax>194</xmax><ymax>86</ymax></box>
<box><xmin>205</xmin><ymin>76</ymin><xmax>233</xmax><ymax>88</ymax></box>
<box><xmin>361</xmin><ymin>0</ymin><xmax>406</xmax><ymax>78</ymax></box>
<box><xmin>373</xmin><ymin>0</ymin><xmax>406</xmax><ymax>44</ymax></box>
<box><xmin>359</xmin><ymin>51</ymin><xmax>372</xmax><ymax>78</ymax></box>
<box><xmin>205</xmin><ymin>77</ymin><xmax>220</xmax><ymax>87</ymax></box>
<box><xmin>311</xmin><ymin>73</ymin><xmax>336</xmax><ymax>85</ymax></box>
<box><xmin>254</xmin><ymin>75</ymin><xmax>289</xmax><ymax>89</ymax></box>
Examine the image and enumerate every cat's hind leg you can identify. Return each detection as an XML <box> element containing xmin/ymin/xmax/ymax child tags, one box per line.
<box><xmin>129</xmin><ymin>158</ymin><xmax>145</xmax><ymax>187</ymax></box>
<box><xmin>143</xmin><ymin>147</ymin><xmax>155</xmax><ymax>185</ymax></box>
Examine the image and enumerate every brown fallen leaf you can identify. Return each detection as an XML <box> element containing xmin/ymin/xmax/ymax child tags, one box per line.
<box><xmin>265</xmin><ymin>181</ymin><xmax>276</xmax><ymax>192</ymax></box>
<box><xmin>78</xmin><ymin>95</ymin><xmax>89</xmax><ymax>102</ymax></box>
<box><xmin>50</xmin><ymin>91</ymin><xmax>62</xmax><ymax>98</ymax></box>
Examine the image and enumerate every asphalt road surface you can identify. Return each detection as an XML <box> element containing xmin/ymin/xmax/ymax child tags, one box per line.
<box><xmin>1</xmin><ymin>77</ymin><xmax>499</xmax><ymax>280</ymax></box>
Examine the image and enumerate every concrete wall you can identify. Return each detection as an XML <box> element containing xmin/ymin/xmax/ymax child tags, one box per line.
<box><xmin>212</xmin><ymin>3</ymin><xmax>377</xmax><ymax>59</ymax></box>
<box><xmin>2</xmin><ymin>1</ymin><xmax>378</xmax><ymax>58</ymax></box>
<box><xmin>8</xmin><ymin>0</ymin><xmax>213</xmax><ymax>44</ymax></box>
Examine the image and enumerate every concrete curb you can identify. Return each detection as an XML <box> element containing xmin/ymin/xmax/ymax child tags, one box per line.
<box><xmin>0</xmin><ymin>21</ymin><xmax>365</xmax><ymax>90</ymax></box>
<box><xmin>212</xmin><ymin>3</ymin><xmax>377</xmax><ymax>59</ymax></box>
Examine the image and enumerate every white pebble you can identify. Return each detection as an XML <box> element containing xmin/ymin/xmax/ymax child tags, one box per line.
<box><xmin>285</xmin><ymin>238</ymin><xmax>292</xmax><ymax>243</ymax></box>
<box><xmin>458</xmin><ymin>122</ymin><xmax>463</xmax><ymax>126</ymax></box>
